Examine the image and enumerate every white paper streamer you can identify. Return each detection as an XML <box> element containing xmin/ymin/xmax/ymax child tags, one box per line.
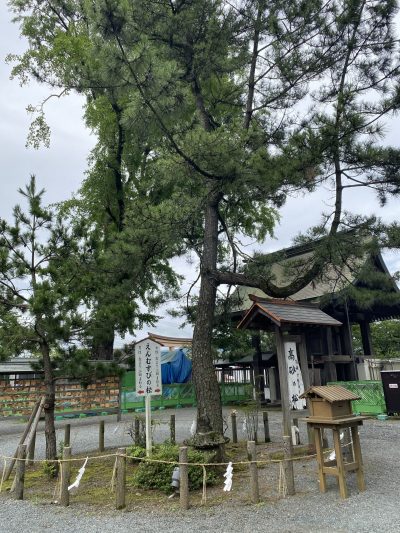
<box><xmin>190</xmin><ymin>419</ymin><xmax>197</xmax><ymax>436</ymax></box>
<box><xmin>68</xmin><ymin>457</ymin><xmax>88</xmax><ymax>492</ymax></box>
<box><xmin>223</xmin><ymin>461</ymin><xmax>233</xmax><ymax>492</ymax></box>
<box><xmin>291</xmin><ymin>425</ymin><xmax>300</xmax><ymax>445</ymax></box>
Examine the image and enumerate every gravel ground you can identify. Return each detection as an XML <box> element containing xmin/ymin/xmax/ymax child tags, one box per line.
<box><xmin>0</xmin><ymin>409</ymin><xmax>399</xmax><ymax>532</ymax></box>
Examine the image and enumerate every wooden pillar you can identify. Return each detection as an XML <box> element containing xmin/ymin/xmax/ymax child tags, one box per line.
<box><xmin>275</xmin><ymin>327</ymin><xmax>291</xmax><ymax>436</ymax></box>
<box><xmin>27</xmin><ymin>431</ymin><xmax>36</xmax><ymax>466</ymax></box>
<box><xmin>325</xmin><ymin>327</ymin><xmax>337</xmax><ymax>383</ymax></box>
<box><xmin>344</xmin><ymin>301</ymin><xmax>358</xmax><ymax>381</ymax></box>
<box><xmin>179</xmin><ymin>446</ymin><xmax>189</xmax><ymax>510</ymax></box>
<box><xmin>283</xmin><ymin>435</ymin><xmax>295</xmax><ymax>495</ymax></box>
<box><xmin>247</xmin><ymin>441</ymin><xmax>259</xmax><ymax>503</ymax></box>
<box><xmin>60</xmin><ymin>446</ymin><xmax>71</xmax><ymax>506</ymax></box>
<box><xmin>298</xmin><ymin>335</ymin><xmax>310</xmax><ymax>391</ymax></box>
<box><xmin>64</xmin><ymin>424</ymin><xmax>71</xmax><ymax>447</ymax></box>
<box><xmin>14</xmin><ymin>444</ymin><xmax>27</xmax><ymax>500</ymax></box>
<box><xmin>360</xmin><ymin>320</ymin><xmax>373</xmax><ymax>356</ymax></box>
<box><xmin>231</xmin><ymin>412</ymin><xmax>238</xmax><ymax>443</ymax></box>
<box><xmin>351</xmin><ymin>425</ymin><xmax>366</xmax><ymax>492</ymax></box>
<box><xmin>332</xmin><ymin>428</ymin><xmax>348</xmax><ymax>499</ymax></box>
<box><xmin>314</xmin><ymin>427</ymin><xmax>327</xmax><ymax>493</ymax></box>
<box><xmin>170</xmin><ymin>414</ymin><xmax>176</xmax><ymax>445</ymax></box>
<box><xmin>252</xmin><ymin>333</ymin><xmax>265</xmax><ymax>407</ymax></box>
<box><xmin>99</xmin><ymin>420</ymin><xmax>105</xmax><ymax>452</ymax></box>
<box><xmin>268</xmin><ymin>367</ymin><xmax>278</xmax><ymax>403</ymax></box>
<box><xmin>275</xmin><ymin>327</ymin><xmax>295</xmax><ymax>492</ymax></box>
<box><xmin>134</xmin><ymin>417</ymin><xmax>140</xmax><ymax>445</ymax></box>
<box><xmin>262</xmin><ymin>411</ymin><xmax>270</xmax><ymax>443</ymax></box>
<box><xmin>115</xmin><ymin>447</ymin><xmax>126</xmax><ymax>510</ymax></box>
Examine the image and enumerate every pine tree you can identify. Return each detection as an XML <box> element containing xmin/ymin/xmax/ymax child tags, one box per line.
<box><xmin>7</xmin><ymin>0</ymin><xmax>400</xmax><ymax>443</ymax></box>
<box><xmin>0</xmin><ymin>176</ymin><xmax>87</xmax><ymax>460</ymax></box>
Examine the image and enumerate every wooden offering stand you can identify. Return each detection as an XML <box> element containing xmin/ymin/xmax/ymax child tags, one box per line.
<box><xmin>300</xmin><ymin>385</ymin><xmax>366</xmax><ymax>499</ymax></box>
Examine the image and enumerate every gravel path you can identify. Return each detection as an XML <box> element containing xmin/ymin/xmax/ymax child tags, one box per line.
<box><xmin>0</xmin><ymin>410</ymin><xmax>399</xmax><ymax>532</ymax></box>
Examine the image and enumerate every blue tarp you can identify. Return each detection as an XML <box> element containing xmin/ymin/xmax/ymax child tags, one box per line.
<box><xmin>161</xmin><ymin>348</ymin><xmax>192</xmax><ymax>384</ymax></box>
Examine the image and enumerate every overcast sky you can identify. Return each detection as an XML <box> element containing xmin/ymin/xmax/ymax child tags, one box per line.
<box><xmin>1</xmin><ymin>4</ymin><xmax>399</xmax><ymax>346</ymax></box>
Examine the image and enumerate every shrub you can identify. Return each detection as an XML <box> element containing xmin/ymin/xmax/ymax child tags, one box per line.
<box><xmin>126</xmin><ymin>445</ymin><xmax>147</xmax><ymax>462</ymax></box>
<box><xmin>130</xmin><ymin>443</ymin><xmax>219</xmax><ymax>493</ymax></box>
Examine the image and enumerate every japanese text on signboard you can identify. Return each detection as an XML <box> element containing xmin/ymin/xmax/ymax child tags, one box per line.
<box><xmin>135</xmin><ymin>339</ymin><xmax>162</xmax><ymax>396</ymax></box>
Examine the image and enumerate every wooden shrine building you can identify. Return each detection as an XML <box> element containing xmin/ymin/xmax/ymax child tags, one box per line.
<box><xmin>231</xmin><ymin>239</ymin><xmax>400</xmax><ymax>397</ymax></box>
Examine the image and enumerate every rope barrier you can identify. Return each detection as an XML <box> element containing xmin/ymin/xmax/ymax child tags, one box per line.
<box><xmin>0</xmin><ymin>445</ymin><xmax>337</xmax><ymax>468</ymax></box>
<box><xmin>0</xmin><ymin>443</ymin><xmax>349</xmax><ymax>505</ymax></box>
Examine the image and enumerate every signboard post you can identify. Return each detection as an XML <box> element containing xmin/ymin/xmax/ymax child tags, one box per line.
<box><xmin>135</xmin><ymin>339</ymin><xmax>162</xmax><ymax>456</ymax></box>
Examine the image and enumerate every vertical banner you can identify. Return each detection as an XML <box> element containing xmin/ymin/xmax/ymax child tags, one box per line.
<box><xmin>284</xmin><ymin>341</ymin><xmax>306</xmax><ymax>410</ymax></box>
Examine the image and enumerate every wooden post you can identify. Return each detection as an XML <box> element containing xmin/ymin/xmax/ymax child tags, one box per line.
<box><xmin>115</xmin><ymin>447</ymin><xmax>126</xmax><ymax>510</ymax></box>
<box><xmin>268</xmin><ymin>367</ymin><xmax>278</xmax><ymax>403</ymax></box>
<box><xmin>14</xmin><ymin>444</ymin><xmax>27</xmax><ymax>500</ymax></box>
<box><xmin>27</xmin><ymin>430</ymin><xmax>36</xmax><ymax>466</ymax></box>
<box><xmin>298</xmin><ymin>335</ymin><xmax>310</xmax><ymax>391</ymax></box>
<box><xmin>170</xmin><ymin>414</ymin><xmax>176</xmax><ymax>445</ymax></box>
<box><xmin>326</xmin><ymin>327</ymin><xmax>338</xmax><ymax>382</ymax></box>
<box><xmin>64</xmin><ymin>424</ymin><xmax>71</xmax><ymax>447</ymax></box>
<box><xmin>275</xmin><ymin>327</ymin><xmax>295</xmax><ymax>492</ymax></box>
<box><xmin>145</xmin><ymin>395</ymin><xmax>152</xmax><ymax>457</ymax></box>
<box><xmin>4</xmin><ymin>397</ymin><xmax>42</xmax><ymax>481</ymax></box>
<box><xmin>332</xmin><ymin>428</ymin><xmax>348</xmax><ymax>499</ymax></box>
<box><xmin>99</xmin><ymin>420</ymin><xmax>105</xmax><ymax>452</ymax></box>
<box><xmin>117</xmin><ymin>378</ymin><xmax>122</xmax><ymax>422</ymax></box>
<box><xmin>247</xmin><ymin>441</ymin><xmax>259</xmax><ymax>503</ymax></box>
<box><xmin>134</xmin><ymin>417</ymin><xmax>140</xmax><ymax>445</ymax></box>
<box><xmin>179</xmin><ymin>446</ymin><xmax>189</xmax><ymax>510</ymax></box>
<box><xmin>283</xmin><ymin>435</ymin><xmax>295</xmax><ymax>496</ymax></box>
<box><xmin>24</xmin><ymin>396</ymin><xmax>45</xmax><ymax>462</ymax></box>
<box><xmin>60</xmin><ymin>446</ymin><xmax>71</xmax><ymax>506</ymax></box>
<box><xmin>314</xmin><ymin>427</ymin><xmax>327</xmax><ymax>492</ymax></box>
<box><xmin>351</xmin><ymin>425</ymin><xmax>366</xmax><ymax>492</ymax></box>
<box><xmin>231</xmin><ymin>412</ymin><xmax>238</xmax><ymax>443</ymax></box>
<box><xmin>292</xmin><ymin>417</ymin><xmax>300</xmax><ymax>445</ymax></box>
<box><xmin>263</xmin><ymin>411</ymin><xmax>270</xmax><ymax>443</ymax></box>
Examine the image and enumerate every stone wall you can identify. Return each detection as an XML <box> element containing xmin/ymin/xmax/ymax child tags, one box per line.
<box><xmin>0</xmin><ymin>376</ymin><xmax>119</xmax><ymax>416</ymax></box>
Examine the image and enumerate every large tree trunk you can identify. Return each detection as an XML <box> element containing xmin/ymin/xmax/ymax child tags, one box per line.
<box><xmin>91</xmin><ymin>329</ymin><xmax>115</xmax><ymax>360</ymax></box>
<box><xmin>41</xmin><ymin>342</ymin><xmax>57</xmax><ymax>462</ymax></box>
<box><xmin>191</xmin><ymin>188</ymin><xmax>224</xmax><ymax>436</ymax></box>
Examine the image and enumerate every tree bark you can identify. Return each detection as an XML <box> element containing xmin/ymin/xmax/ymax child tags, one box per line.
<box><xmin>191</xmin><ymin>187</ymin><xmax>224</xmax><ymax>436</ymax></box>
<box><xmin>91</xmin><ymin>330</ymin><xmax>115</xmax><ymax>360</ymax></box>
<box><xmin>41</xmin><ymin>342</ymin><xmax>57</xmax><ymax>462</ymax></box>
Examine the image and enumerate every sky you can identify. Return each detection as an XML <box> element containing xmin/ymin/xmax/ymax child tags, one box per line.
<box><xmin>1</xmin><ymin>3</ymin><xmax>399</xmax><ymax>347</ymax></box>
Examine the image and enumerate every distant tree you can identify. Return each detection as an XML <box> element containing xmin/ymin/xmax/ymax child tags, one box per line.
<box><xmin>353</xmin><ymin>320</ymin><xmax>400</xmax><ymax>359</ymax></box>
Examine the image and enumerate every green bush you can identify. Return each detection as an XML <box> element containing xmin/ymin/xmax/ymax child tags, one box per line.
<box><xmin>126</xmin><ymin>445</ymin><xmax>147</xmax><ymax>462</ymax></box>
<box><xmin>130</xmin><ymin>443</ymin><xmax>219</xmax><ymax>493</ymax></box>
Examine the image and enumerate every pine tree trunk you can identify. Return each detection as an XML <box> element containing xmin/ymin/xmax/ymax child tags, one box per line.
<box><xmin>91</xmin><ymin>331</ymin><xmax>115</xmax><ymax>360</ymax></box>
<box><xmin>41</xmin><ymin>342</ymin><xmax>57</xmax><ymax>462</ymax></box>
<box><xmin>192</xmin><ymin>188</ymin><xmax>224</xmax><ymax>436</ymax></box>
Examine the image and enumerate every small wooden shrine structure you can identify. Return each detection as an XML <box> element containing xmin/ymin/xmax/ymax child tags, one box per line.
<box><xmin>237</xmin><ymin>298</ymin><xmax>342</xmax><ymax>434</ymax></box>
<box><xmin>300</xmin><ymin>385</ymin><xmax>366</xmax><ymax>499</ymax></box>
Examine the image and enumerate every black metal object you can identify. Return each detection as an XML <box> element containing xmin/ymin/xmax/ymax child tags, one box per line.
<box><xmin>381</xmin><ymin>371</ymin><xmax>400</xmax><ymax>415</ymax></box>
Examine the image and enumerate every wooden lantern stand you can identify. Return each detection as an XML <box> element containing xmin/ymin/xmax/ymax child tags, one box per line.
<box><xmin>300</xmin><ymin>385</ymin><xmax>366</xmax><ymax>500</ymax></box>
<box><xmin>305</xmin><ymin>416</ymin><xmax>365</xmax><ymax>499</ymax></box>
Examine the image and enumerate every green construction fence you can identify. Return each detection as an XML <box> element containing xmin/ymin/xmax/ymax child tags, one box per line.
<box><xmin>328</xmin><ymin>380</ymin><xmax>386</xmax><ymax>415</ymax></box>
<box><xmin>121</xmin><ymin>371</ymin><xmax>253</xmax><ymax>410</ymax></box>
